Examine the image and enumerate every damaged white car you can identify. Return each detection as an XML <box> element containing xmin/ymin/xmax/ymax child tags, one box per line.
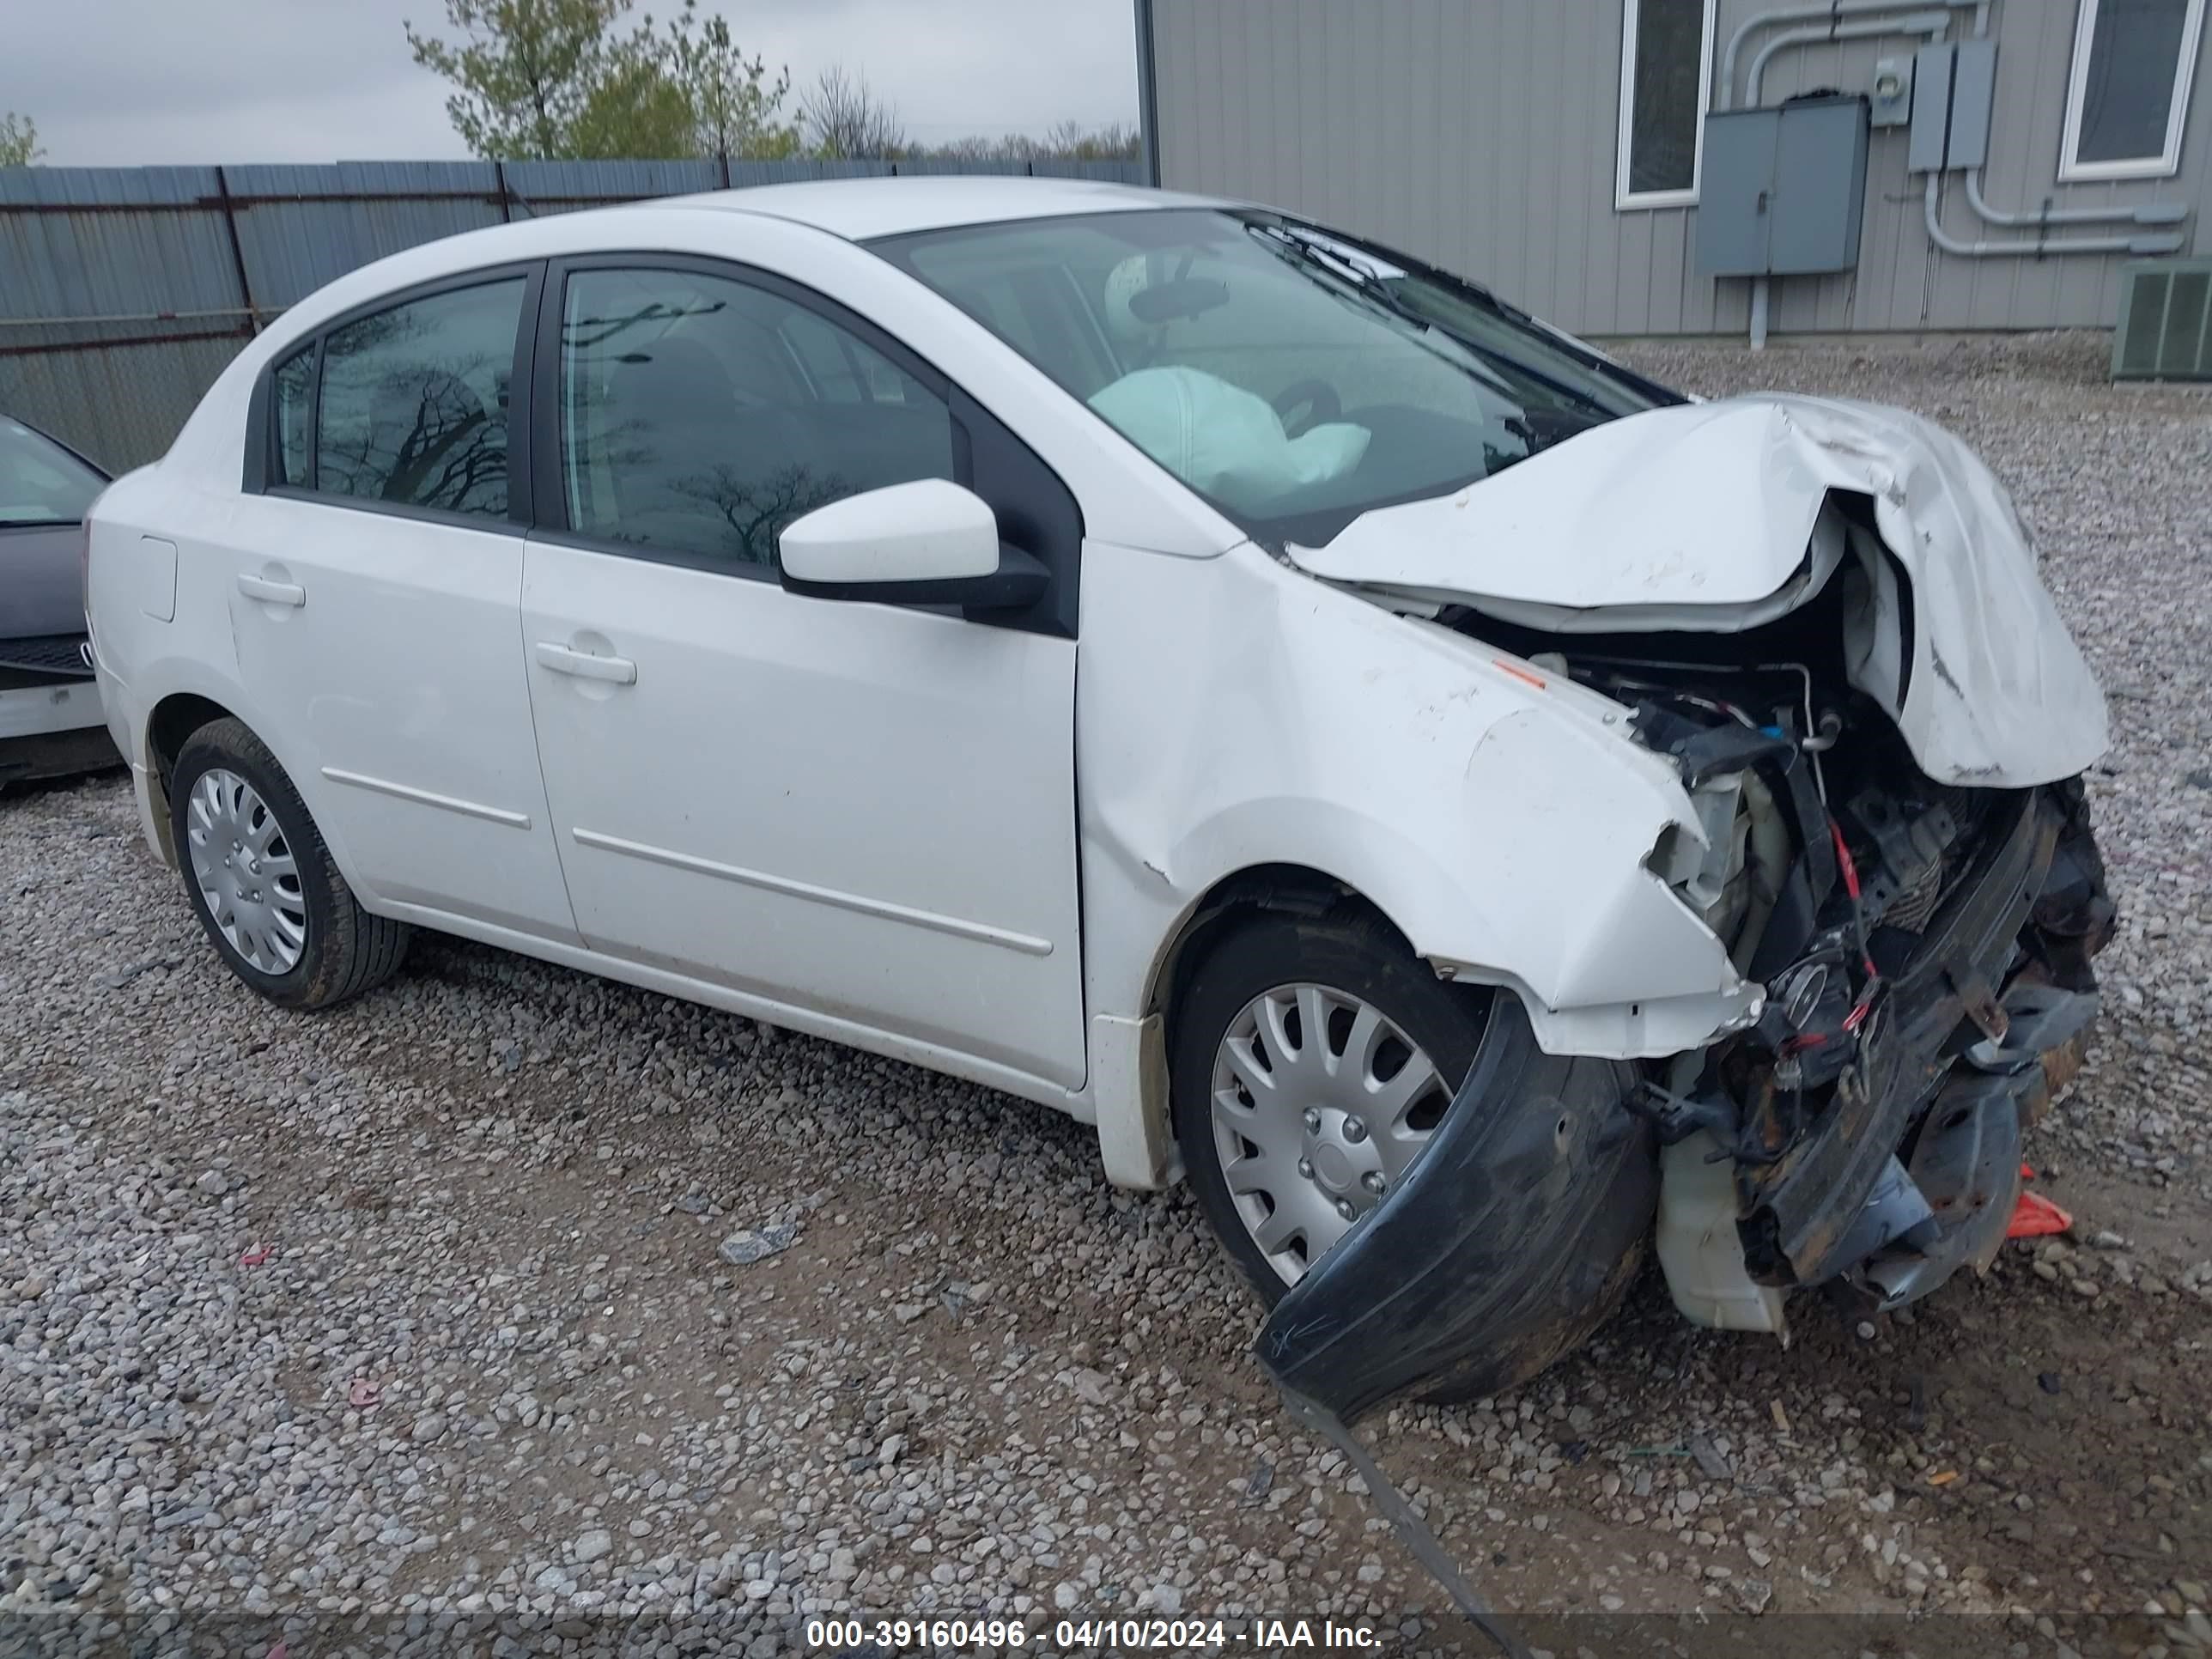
<box><xmin>85</xmin><ymin>179</ymin><xmax>2113</xmax><ymax>1419</ymax></box>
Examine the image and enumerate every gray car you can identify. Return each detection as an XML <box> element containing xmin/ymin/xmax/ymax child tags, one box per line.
<box><xmin>1</xmin><ymin>414</ymin><xmax>118</xmax><ymax>787</ymax></box>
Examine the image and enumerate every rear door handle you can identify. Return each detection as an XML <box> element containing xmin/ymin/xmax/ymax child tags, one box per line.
<box><xmin>236</xmin><ymin>573</ymin><xmax>306</xmax><ymax>606</ymax></box>
<box><xmin>533</xmin><ymin>641</ymin><xmax>637</xmax><ymax>685</ymax></box>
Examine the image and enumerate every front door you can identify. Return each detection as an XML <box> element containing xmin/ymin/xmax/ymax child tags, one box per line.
<box><xmin>520</xmin><ymin>259</ymin><xmax>1085</xmax><ymax>1091</ymax></box>
<box><xmin>223</xmin><ymin>268</ymin><xmax>577</xmax><ymax>942</ymax></box>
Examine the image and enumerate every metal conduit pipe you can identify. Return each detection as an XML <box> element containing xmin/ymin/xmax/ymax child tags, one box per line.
<box><xmin>1745</xmin><ymin>11</ymin><xmax>1954</xmax><ymax>349</ymax></box>
<box><xmin>1963</xmin><ymin>168</ymin><xmax>2188</xmax><ymax>228</ymax></box>
<box><xmin>1923</xmin><ymin>173</ymin><xmax>2175</xmax><ymax>258</ymax></box>
<box><xmin>1718</xmin><ymin>0</ymin><xmax>1984</xmax><ymax>108</ymax></box>
<box><xmin>1744</xmin><ymin>11</ymin><xmax>1952</xmax><ymax>107</ymax></box>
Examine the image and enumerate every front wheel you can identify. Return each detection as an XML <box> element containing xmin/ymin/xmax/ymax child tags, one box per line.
<box><xmin>1171</xmin><ymin>907</ymin><xmax>1656</xmax><ymax>1408</ymax></box>
<box><xmin>1170</xmin><ymin>910</ymin><xmax>1494</xmax><ymax>1300</ymax></box>
<box><xmin>169</xmin><ymin>718</ymin><xmax>411</xmax><ymax>1010</ymax></box>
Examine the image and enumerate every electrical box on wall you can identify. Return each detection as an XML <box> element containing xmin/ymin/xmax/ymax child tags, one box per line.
<box><xmin>1870</xmin><ymin>55</ymin><xmax>1913</xmax><ymax>126</ymax></box>
<box><xmin>1696</xmin><ymin>94</ymin><xmax>1872</xmax><ymax>277</ymax></box>
<box><xmin>1909</xmin><ymin>39</ymin><xmax>1996</xmax><ymax>171</ymax></box>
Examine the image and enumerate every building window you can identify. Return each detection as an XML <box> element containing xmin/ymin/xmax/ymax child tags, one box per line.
<box><xmin>2060</xmin><ymin>0</ymin><xmax>2207</xmax><ymax>180</ymax></box>
<box><xmin>1616</xmin><ymin>0</ymin><xmax>1717</xmax><ymax>208</ymax></box>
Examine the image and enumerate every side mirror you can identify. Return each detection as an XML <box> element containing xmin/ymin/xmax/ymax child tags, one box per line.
<box><xmin>777</xmin><ymin>478</ymin><xmax>1048</xmax><ymax>614</ymax></box>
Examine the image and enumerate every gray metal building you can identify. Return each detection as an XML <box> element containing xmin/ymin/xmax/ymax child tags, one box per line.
<box><xmin>1135</xmin><ymin>0</ymin><xmax>2212</xmax><ymax>338</ymax></box>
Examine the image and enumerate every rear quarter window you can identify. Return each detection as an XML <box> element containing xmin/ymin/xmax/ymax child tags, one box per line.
<box><xmin>272</xmin><ymin>344</ymin><xmax>315</xmax><ymax>488</ymax></box>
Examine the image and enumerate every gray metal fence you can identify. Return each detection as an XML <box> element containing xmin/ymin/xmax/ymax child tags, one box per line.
<box><xmin>0</xmin><ymin>157</ymin><xmax>1143</xmax><ymax>471</ymax></box>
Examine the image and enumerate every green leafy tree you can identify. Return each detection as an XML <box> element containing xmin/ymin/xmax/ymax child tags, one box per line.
<box><xmin>405</xmin><ymin>0</ymin><xmax>659</xmax><ymax>158</ymax></box>
<box><xmin>659</xmin><ymin>0</ymin><xmax>801</xmax><ymax>161</ymax></box>
<box><xmin>0</xmin><ymin>112</ymin><xmax>44</xmax><ymax>167</ymax></box>
<box><xmin>405</xmin><ymin>0</ymin><xmax>798</xmax><ymax>161</ymax></box>
<box><xmin>572</xmin><ymin>39</ymin><xmax>697</xmax><ymax>159</ymax></box>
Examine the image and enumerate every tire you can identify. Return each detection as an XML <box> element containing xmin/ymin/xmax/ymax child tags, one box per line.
<box><xmin>1256</xmin><ymin>995</ymin><xmax>1655</xmax><ymax>1412</ymax></box>
<box><xmin>169</xmin><ymin>718</ymin><xmax>411</xmax><ymax>1011</ymax></box>
<box><xmin>1170</xmin><ymin>908</ymin><xmax>1494</xmax><ymax>1305</ymax></box>
<box><xmin>1172</xmin><ymin>907</ymin><xmax>1655</xmax><ymax>1408</ymax></box>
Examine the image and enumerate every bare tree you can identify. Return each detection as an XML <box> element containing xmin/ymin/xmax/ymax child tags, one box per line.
<box><xmin>799</xmin><ymin>65</ymin><xmax>906</xmax><ymax>159</ymax></box>
<box><xmin>917</xmin><ymin>119</ymin><xmax>1139</xmax><ymax>163</ymax></box>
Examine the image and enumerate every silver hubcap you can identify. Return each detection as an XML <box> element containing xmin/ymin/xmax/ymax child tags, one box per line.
<box><xmin>185</xmin><ymin>768</ymin><xmax>307</xmax><ymax>974</ymax></box>
<box><xmin>1211</xmin><ymin>982</ymin><xmax>1454</xmax><ymax>1285</ymax></box>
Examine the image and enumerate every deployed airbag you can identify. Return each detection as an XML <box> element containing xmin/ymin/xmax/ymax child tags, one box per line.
<box><xmin>1091</xmin><ymin>366</ymin><xmax>1370</xmax><ymax>510</ymax></box>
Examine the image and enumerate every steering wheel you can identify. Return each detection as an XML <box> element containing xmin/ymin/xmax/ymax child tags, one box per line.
<box><xmin>1272</xmin><ymin>378</ymin><xmax>1342</xmax><ymax>438</ymax></box>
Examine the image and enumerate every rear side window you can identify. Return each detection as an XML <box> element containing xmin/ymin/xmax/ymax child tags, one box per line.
<box><xmin>271</xmin><ymin>344</ymin><xmax>315</xmax><ymax>488</ymax></box>
<box><xmin>313</xmin><ymin>278</ymin><xmax>526</xmax><ymax>519</ymax></box>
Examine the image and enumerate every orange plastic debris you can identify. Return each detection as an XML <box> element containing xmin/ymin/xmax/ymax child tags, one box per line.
<box><xmin>1927</xmin><ymin>1469</ymin><xmax>1960</xmax><ymax>1486</ymax></box>
<box><xmin>2008</xmin><ymin>1163</ymin><xmax>2074</xmax><ymax>1238</ymax></box>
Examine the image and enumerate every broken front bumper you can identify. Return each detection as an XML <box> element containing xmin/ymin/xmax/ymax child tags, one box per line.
<box><xmin>1256</xmin><ymin>782</ymin><xmax>2112</xmax><ymax>1422</ymax></box>
<box><xmin>1736</xmin><ymin>786</ymin><xmax>2085</xmax><ymax>1299</ymax></box>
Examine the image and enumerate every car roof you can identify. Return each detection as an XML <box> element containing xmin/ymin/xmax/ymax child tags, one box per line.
<box><xmin>661</xmin><ymin>175</ymin><xmax>1234</xmax><ymax>241</ymax></box>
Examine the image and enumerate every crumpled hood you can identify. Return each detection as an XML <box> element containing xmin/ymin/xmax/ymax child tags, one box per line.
<box><xmin>1288</xmin><ymin>395</ymin><xmax>2109</xmax><ymax>788</ymax></box>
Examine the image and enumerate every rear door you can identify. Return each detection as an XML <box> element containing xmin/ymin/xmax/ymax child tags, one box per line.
<box><xmin>519</xmin><ymin>258</ymin><xmax>1085</xmax><ymax>1091</ymax></box>
<box><xmin>222</xmin><ymin>266</ymin><xmax>579</xmax><ymax>942</ymax></box>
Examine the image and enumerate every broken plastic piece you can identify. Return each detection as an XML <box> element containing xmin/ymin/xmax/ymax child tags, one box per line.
<box><xmin>238</xmin><ymin>1243</ymin><xmax>271</xmax><ymax>1267</ymax></box>
<box><xmin>1656</xmin><ymin>1133</ymin><xmax>1790</xmax><ymax>1334</ymax></box>
<box><xmin>1255</xmin><ymin>1000</ymin><xmax>1650</xmax><ymax>1418</ymax></box>
<box><xmin>2007</xmin><ymin>1189</ymin><xmax>2073</xmax><ymax>1239</ymax></box>
<box><xmin>347</xmin><ymin>1379</ymin><xmax>381</xmax><ymax>1409</ymax></box>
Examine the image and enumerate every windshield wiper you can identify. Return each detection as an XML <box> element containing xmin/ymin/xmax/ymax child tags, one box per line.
<box><xmin>1250</xmin><ymin>223</ymin><xmax>1429</xmax><ymax>330</ymax></box>
<box><xmin>1252</xmin><ymin>224</ymin><xmax>1615</xmax><ymax>422</ymax></box>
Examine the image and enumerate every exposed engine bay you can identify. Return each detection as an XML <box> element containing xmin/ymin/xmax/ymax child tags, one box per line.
<box><xmin>1468</xmin><ymin>523</ymin><xmax>2116</xmax><ymax>1324</ymax></box>
<box><xmin>1255</xmin><ymin>494</ymin><xmax>2118</xmax><ymax>1431</ymax></box>
<box><xmin>1247</xmin><ymin>398</ymin><xmax>2117</xmax><ymax>1656</ymax></box>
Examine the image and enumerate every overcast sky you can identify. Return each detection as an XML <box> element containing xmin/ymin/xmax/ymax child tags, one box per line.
<box><xmin>6</xmin><ymin>0</ymin><xmax>1140</xmax><ymax>165</ymax></box>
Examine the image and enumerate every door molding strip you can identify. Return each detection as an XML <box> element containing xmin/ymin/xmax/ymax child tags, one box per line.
<box><xmin>320</xmin><ymin>768</ymin><xmax>533</xmax><ymax>830</ymax></box>
<box><xmin>568</xmin><ymin>826</ymin><xmax>1054</xmax><ymax>957</ymax></box>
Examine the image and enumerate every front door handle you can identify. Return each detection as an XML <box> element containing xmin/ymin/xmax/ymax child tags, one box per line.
<box><xmin>236</xmin><ymin>572</ymin><xmax>306</xmax><ymax>607</ymax></box>
<box><xmin>533</xmin><ymin>641</ymin><xmax>637</xmax><ymax>685</ymax></box>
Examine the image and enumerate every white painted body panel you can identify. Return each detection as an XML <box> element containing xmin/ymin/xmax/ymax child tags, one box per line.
<box><xmin>1292</xmin><ymin>395</ymin><xmax>2110</xmax><ymax>788</ymax></box>
<box><xmin>520</xmin><ymin>539</ymin><xmax>1086</xmax><ymax>1092</ymax></box>
<box><xmin>1073</xmin><ymin>539</ymin><xmax>1759</xmax><ymax>1076</ymax></box>
<box><xmin>216</xmin><ymin>495</ymin><xmax>577</xmax><ymax>939</ymax></box>
<box><xmin>0</xmin><ymin>678</ymin><xmax>102</xmax><ymax>740</ymax></box>
<box><xmin>82</xmin><ymin>180</ymin><xmax>2103</xmax><ymax>1206</ymax></box>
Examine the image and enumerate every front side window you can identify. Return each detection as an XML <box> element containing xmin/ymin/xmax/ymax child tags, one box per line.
<box><xmin>1618</xmin><ymin>0</ymin><xmax>1717</xmax><ymax>206</ymax></box>
<box><xmin>556</xmin><ymin>265</ymin><xmax>956</xmax><ymax>570</ymax></box>
<box><xmin>875</xmin><ymin>210</ymin><xmax>1671</xmax><ymax>546</ymax></box>
<box><xmin>314</xmin><ymin>277</ymin><xmax>525</xmax><ymax>519</ymax></box>
<box><xmin>2062</xmin><ymin>0</ymin><xmax>2206</xmax><ymax>179</ymax></box>
<box><xmin>0</xmin><ymin>416</ymin><xmax>105</xmax><ymax>526</ymax></box>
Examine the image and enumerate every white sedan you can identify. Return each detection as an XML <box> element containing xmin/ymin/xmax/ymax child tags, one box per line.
<box><xmin>85</xmin><ymin>177</ymin><xmax>2115</xmax><ymax>1418</ymax></box>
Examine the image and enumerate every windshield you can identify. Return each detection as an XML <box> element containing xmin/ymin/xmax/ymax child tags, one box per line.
<box><xmin>873</xmin><ymin>208</ymin><xmax>1676</xmax><ymax>544</ymax></box>
<box><xmin>0</xmin><ymin>416</ymin><xmax>106</xmax><ymax>527</ymax></box>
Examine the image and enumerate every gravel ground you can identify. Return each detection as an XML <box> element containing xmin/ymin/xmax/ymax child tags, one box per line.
<box><xmin>3</xmin><ymin>331</ymin><xmax>2209</xmax><ymax>1659</ymax></box>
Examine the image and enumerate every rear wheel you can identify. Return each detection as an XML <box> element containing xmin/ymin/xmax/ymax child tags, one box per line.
<box><xmin>1170</xmin><ymin>909</ymin><xmax>1494</xmax><ymax>1300</ymax></box>
<box><xmin>169</xmin><ymin>719</ymin><xmax>410</xmax><ymax>1010</ymax></box>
